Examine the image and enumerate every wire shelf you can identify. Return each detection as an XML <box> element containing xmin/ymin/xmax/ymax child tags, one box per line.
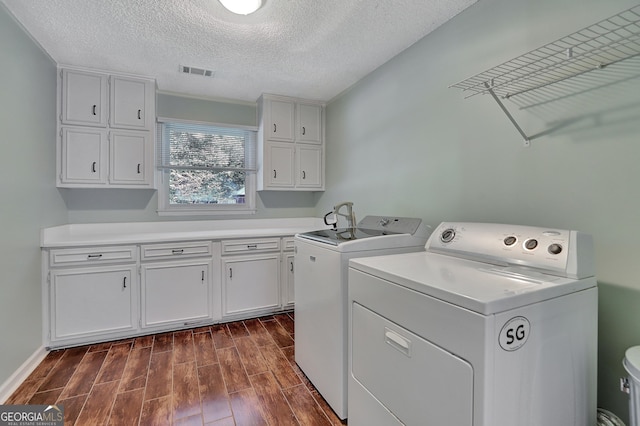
<box><xmin>451</xmin><ymin>5</ymin><xmax>640</xmax><ymax>98</ymax></box>
<box><xmin>449</xmin><ymin>5</ymin><xmax>640</xmax><ymax>145</ymax></box>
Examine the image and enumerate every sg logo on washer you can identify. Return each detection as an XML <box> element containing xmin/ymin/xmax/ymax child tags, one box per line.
<box><xmin>499</xmin><ymin>316</ymin><xmax>530</xmax><ymax>351</ymax></box>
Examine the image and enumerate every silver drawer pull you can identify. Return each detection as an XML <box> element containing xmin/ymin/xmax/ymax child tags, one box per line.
<box><xmin>247</xmin><ymin>244</ymin><xmax>258</xmax><ymax>249</ymax></box>
<box><xmin>172</xmin><ymin>249</ymin><xmax>184</xmax><ymax>254</ymax></box>
<box><xmin>87</xmin><ymin>254</ymin><xmax>103</xmax><ymax>259</ymax></box>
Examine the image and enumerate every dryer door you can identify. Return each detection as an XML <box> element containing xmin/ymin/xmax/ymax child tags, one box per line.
<box><xmin>351</xmin><ymin>302</ymin><xmax>473</xmax><ymax>426</ymax></box>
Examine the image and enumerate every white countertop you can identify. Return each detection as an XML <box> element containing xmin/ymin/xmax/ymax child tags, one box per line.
<box><xmin>41</xmin><ymin>217</ymin><xmax>327</xmax><ymax>247</ymax></box>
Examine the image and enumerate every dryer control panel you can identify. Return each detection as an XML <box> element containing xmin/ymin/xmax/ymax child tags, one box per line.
<box><xmin>426</xmin><ymin>222</ymin><xmax>594</xmax><ymax>279</ymax></box>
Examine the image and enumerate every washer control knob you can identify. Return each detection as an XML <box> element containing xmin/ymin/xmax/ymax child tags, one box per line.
<box><xmin>524</xmin><ymin>239</ymin><xmax>538</xmax><ymax>250</ymax></box>
<box><xmin>548</xmin><ymin>243</ymin><xmax>563</xmax><ymax>255</ymax></box>
<box><xmin>440</xmin><ymin>228</ymin><xmax>456</xmax><ymax>243</ymax></box>
<box><xmin>504</xmin><ymin>236</ymin><xmax>517</xmax><ymax>246</ymax></box>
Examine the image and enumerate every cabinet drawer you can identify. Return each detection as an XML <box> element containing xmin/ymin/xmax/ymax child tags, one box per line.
<box><xmin>221</xmin><ymin>238</ymin><xmax>280</xmax><ymax>255</ymax></box>
<box><xmin>141</xmin><ymin>241</ymin><xmax>212</xmax><ymax>261</ymax></box>
<box><xmin>282</xmin><ymin>237</ymin><xmax>295</xmax><ymax>252</ymax></box>
<box><xmin>49</xmin><ymin>246</ymin><xmax>137</xmax><ymax>266</ymax></box>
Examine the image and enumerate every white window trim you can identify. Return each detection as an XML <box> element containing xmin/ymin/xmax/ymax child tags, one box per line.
<box><xmin>156</xmin><ymin>118</ymin><xmax>258</xmax><ymax>216</ymax></box>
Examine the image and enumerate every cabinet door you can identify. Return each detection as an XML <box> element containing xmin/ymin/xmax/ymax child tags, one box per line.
<box><xmin>109</xmin><ymin>130</ymin><xmax>152</xmax><ymax>186</ymax></box>
<box><xmin>51</xmin><ymin>266</ymin><xmax>136</xmax><ymax>340</ymax></box>
<box><xmin>110</xmin><ymin>76</ymin><xmax>152</xmax><ymax>130</ymax></box>
<box><xmin>265</xmin><ymin>142</ymin><xmax>295</xmax><ymax>188</ymax></box>
<box><xmin>222</xmin><ymin>254</ymin><xmax>280</xmax><ymax>316</ymax></box>
<box><xmin>60</xmin><ymin>127</ymin><xmax>108</xmax><ymax>185</ymax></box>
<box><xmin>297</xmin><ymin>103</ymin><xmax>322</xmax><ymax>143</ymax></box>
<box><xmin>61</xmin><ymin>69</ymin><xmax>108</xmax><ymax>127</ymax></box>
<box><xmin>283</xmin><ymin>253</ymin><xmax>295</xmax><ymax>308</ymax></box>
<box><xmin>267</xmin><ymin>99</ymin><xmax>294</xmax><ymax>141</ymax></box>
<box><xmin>141</xmin><ymin>260</ymin><xmax>211</xmax><ymax>328</ymax></box>
<box><xmin>296</xmin><ymin>144</ymin><xmax>323</xmax><ymax>188</ymax></box>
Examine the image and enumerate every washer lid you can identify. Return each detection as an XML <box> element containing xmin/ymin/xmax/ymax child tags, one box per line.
<box><xmin>624</xmin><ymin>346</ymin><xmax>640</xmax><ymax>380</ymax></box>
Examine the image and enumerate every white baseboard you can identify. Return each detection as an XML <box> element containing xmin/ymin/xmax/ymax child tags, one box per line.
<box><xmin>0</xmin><ymin>346</ymin><xmax>48</xmax><ymax>404</ymax></box>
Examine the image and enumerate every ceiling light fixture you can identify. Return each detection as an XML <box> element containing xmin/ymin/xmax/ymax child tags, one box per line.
<box><xmin>218</xmin><ymin>0</ymin><xmax>263</xmax><ymax>15</ymax></box>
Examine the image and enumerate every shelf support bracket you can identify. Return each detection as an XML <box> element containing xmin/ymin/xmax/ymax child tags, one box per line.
<box><xmin>484</xmin><ymin>82</ymin><xmax>531</xmax><ymax>147</ymax></box>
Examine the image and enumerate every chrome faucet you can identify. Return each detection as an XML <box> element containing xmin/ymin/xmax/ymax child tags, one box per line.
<box><xmin>324</xmin><ymin>201</ymin><xmax>356</xmax><ymax>230</ymax></box>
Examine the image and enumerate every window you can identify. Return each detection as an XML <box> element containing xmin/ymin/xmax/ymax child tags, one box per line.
<box><xmin>157</xmin><ymin>120</ymin><xmax>257</xmax><ymax>215</ymax></box>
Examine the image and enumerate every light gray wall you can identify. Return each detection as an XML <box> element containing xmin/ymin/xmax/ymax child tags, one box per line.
<box><xmin>0</xmin><ymin>5</ymin><xmax>67</xmax><ymax>387</ymax></box>
<box><xmin>157</xmin><ymin>92</ymin><xmax>256</xmax><ymax>127</ymax></box>
<box><xmin>63</xmin><ymin>188</ymin><xmax>318</xmax><ymax>223</ymax></box>
<box><xmin>323</xmin><ymin>0</ymin><xmax>640</xmax><ymax>420</ymax></box>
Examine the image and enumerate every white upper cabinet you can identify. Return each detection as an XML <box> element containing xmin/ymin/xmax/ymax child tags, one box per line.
<box><xmin>297</xmin><ymin>103</ymin><xmax>322</xmax><ymax>143</ymax></box>
<box><xmin>109</xmin><ymin>130</ymin><xmax>153</xmax><ymax>185</ymax></box>
<box><xmin>59</xmin><ymin>127</ymin><xmax>108</xmax><ymax>185</ymax></box>
<box><xmin>110</xmin><ymin>76</ymin><xmax>154</xmax><ymax>130</ymax></box>
<box><xmin>57</xmin><ymin>66</ymin><xmax>156</xmax><ymax>189</ymax></box>
<box><xmin>61</xmin><ymin>69</ymin><xmax>108</xmax><ymax>127</ymax></box>
<box><xmin>267</xmin><ymin>99</ymin><xmax>295</xmax><ymax>142</ymax></box>
<box><xmin>265</xmin><ymin>142</ymin><xmax>295</xmax><ymax>188</ymax></box>
<box><xmin>296</xmin><ymin>144</ymin><xmax>323</xmax><ymax>188</ymax></box>
<box><xmin>257</xmin><ymin>94</ymin><xmax>325</xmax><ymax>191</ymax></box>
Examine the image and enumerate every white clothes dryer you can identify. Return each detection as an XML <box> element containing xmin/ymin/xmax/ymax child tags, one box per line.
<box><xmin>348</xmin><ymin>222</ymin><xmax>598</xmax><ymax>426</ymax></box>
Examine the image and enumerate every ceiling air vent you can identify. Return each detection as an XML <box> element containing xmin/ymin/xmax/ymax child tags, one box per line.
<box><xmin>180</xmin><ymin>65</ymin><xmax>215</xmax><ymax>78</ymax></box>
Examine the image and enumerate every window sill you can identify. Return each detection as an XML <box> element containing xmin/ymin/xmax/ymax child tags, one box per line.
<box><xmin>157</xmin><ymin>208</ymin><xmax>257</xmax><ymax>217</ymax></box>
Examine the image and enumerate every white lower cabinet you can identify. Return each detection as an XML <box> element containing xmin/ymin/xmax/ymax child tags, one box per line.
<box><xmin>222</xmin><ymin>254</ymin><xmax>280</xmax><ymax>317</ymax></box>
<box><xmin>50</xmin><ymin>265</ymin><xmax>137</xmax><ymax>343</ymax></box>
<box><xmin>46</xmin><ymin>245</ymin><xmax>138</xmax><ymax>347</ymax></box>
<box><xmin>141</xmin><ymin>260</ymin><xmax>212</xmax><ymax>329</ymax></box>
<box><xmin>221</xmin><ymin>237</ymin><xmax>282</xmax><ymax>319</ymax></box>
<box><xmin>282</xmin><ymin>253</ymin><xmax>295</xmax><ymax>309</ymax></box>
<box><xmin>44</xmin><ymin>234</ymin><xmax>295</xmax><ymax>348</ymax></box>
<box><xmin>140</xmin><ymin>241</ymin><xmax>216</xmax><ymax>331</ymax></box>
<box><xmin>282</xmin><ymin>237</ymin><xmax>295</xmax><ymax>309</ymax></box>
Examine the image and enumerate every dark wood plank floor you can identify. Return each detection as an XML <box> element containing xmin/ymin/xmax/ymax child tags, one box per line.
<box><xmin>7</xmin><ymin>313</ymin><xmax>346</xmax><ymax>425</ymax></box>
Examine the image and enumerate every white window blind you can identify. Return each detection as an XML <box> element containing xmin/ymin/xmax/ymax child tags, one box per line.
<box><xmin>156</xmin><ymin>120</ymin><xmax>257</xmax><ymax>215</ymax></box>
<box><xmin>158</xmin><ymin>122</ymin><xmax>256</xmax><ymax>172</ymax></box>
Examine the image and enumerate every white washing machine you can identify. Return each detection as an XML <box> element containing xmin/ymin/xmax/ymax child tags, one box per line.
<box><xmin>348</xmin><ymin>222</ymin><xmax>598</xmax><ymax>426</ymax></box>
<box><xmin>294</xmin><ymin>216</ymin><xmax>431</xmax><ymax>419</ymax></box>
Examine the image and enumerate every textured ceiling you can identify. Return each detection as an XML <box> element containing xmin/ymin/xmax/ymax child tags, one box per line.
<box><xmin>1</xmin><ymin>0</ymin><xmax>476</xmax><ymax>103</ymax></box>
